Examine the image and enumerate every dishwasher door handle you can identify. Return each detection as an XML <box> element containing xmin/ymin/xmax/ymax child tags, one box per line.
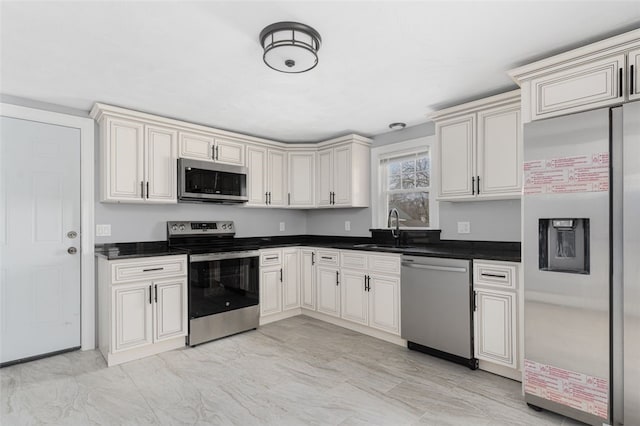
<box><xmin>401</xmin><ymin>262</ymin><xmax>467</xmax><ymax>273</ymax></box>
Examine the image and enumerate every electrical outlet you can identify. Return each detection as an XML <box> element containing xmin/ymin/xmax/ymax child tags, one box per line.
<box><xmin>457</xmin><ymin>222</ymin><xmax>471</xmax><ymax>234</ymax></box>
<box><xmin>345</xmin><ymin>221</ymin><xmax>351</xmax><ymax>231</ymax></box>
<box><xmin>96</xmin><ymin>224</ymin><xmax>111</xmax><ymax>237</ymax></box>
<box><xmin>279</xmin><ymin>222</ymin><xmax>285</xmax><ymax>232</ymax></box>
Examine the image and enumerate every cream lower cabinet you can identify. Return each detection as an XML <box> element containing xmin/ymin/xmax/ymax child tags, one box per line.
<box><xmin>300</xmin><ymin>248</ymin><xmax>317</xmax><ymax>310</ymax></box>
<box><xmin>473</xmin><ymin>260</ymin><xmax>520</xmax><ymax>377</ymax></box>
<box><xmin>432</xmin><ymin>90</ymin><xmax>522</xmax><ymax>201</ymax></box>
<box><xmin>316</xmin><ymin>250</ymin><xmax>341</xmax><ymax>317</ymax></box>
<box><xmin>338</xmin><ymin>251</ymin><xmax>401</xmax><ymax>335</ymax></box>
<box><xmin>98</xmin><ymin>255</ymin><xmax>188</xmax><ymax>366</ymax></box>
<box><xmin>259</xmin><ymin>249</ymin><xmax>300</xmax><ymax>318</ymax></box>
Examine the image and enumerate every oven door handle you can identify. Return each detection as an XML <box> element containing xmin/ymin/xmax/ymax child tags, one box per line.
<box><xmin>190</xmin><ymin>250</ymin><xmax>260</xmax><ymax>262</ymax></box>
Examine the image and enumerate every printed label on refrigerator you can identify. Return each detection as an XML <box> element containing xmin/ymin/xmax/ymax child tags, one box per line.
<box><xmin>524</xmin><ymin>359</ymin><xmax>608</xmax><ymax>419</ymax></box>
<box><xmin>524</xmin><ymin>152</ymin><xmax>609</xmax><ymax>195</ymax></box>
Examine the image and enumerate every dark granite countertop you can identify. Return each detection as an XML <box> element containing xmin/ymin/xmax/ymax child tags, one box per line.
<box><xmin>96</xmin><ymin>235</ymin><xmax>520</xmax><ymax>262</ymax></box>
<box><xmin>95</xmin><ymin>241</ymin><xmax>188</xmax><ymax>260</ymax></box>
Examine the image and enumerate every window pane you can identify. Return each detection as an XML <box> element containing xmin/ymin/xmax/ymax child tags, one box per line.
<box><xmin>388</xmin><ymin>192</ymin><xmax>429</xmax><ymax>227</ymax></box>
<box><xmin>388</xmin><ymin>161</ymin><xmax>401</xmax><ymax>175</ymax></box>
<box><xmin>402</xmin><ymin>174</ymin><xmax>416</xmax><ymax>189</ymax></box>
<box><xmin>417</xmin><ymin>156</ymin><xmax>429</xmax><ymax>171</ymax></box>
<box><xmin>416</xmin><ymin>171</ymin><xmax>429</xmax><ymax>187</ymax></box>
<box><xmin>402</xmin><ymin>159</ymin><xmax>415</xmax><ymax>174</ymax></box>
<box><xmin>388</xmin><ymin>174</ymin><xmax>401</xmax><ymax>190</ymax></box>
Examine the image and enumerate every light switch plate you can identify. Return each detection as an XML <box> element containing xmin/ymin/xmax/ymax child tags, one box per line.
<box><xmin>279</xmin><ymin>222</ymin><xmax>285</xmax><ymax>232</ymax></box>
<box><xmin>345</xmin><ymin>221</ymin><xmax>351</xmax><ymax>231</ymax></box>
<box><xmin>96</xmin><ymin>224</ymin><xmax>111</xmax><ymax>237</ymax></box>
<box><xmin>457</xmin><ymin>221</ymin><xmax>471</xmax><ymax>234</ymax></box>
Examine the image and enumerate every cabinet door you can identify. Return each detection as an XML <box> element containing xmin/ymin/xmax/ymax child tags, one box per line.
<box><xmin>260</xmin><ymin>267</ymin><xmax>282</xmax><ymax>316</ymax></box>
<box><xmin>246</xmin><ymin>145</ymin><xmax>267</xmax><ymax>206</ymax></box>
<box><xmin>474</xmin><ymin>289</ymin><xmax>517</xmax><ymax>368</ymax></box>
<box><xmin>301</xmin><ymin>249</ymin><xmax>316</xmax><ymax>310</ymax></box>
<box><xmin>112</xmin><ymin>282</ymin><xmax>153</xmax><ymax>353</ymax></box>
<box><xmin>145</xmin><ymin>125</ymin><xmax>177</xmax><ymax>203</ymax></box>
<box><xmin>530</xmin><ymin>54</ymin><xmax>625</xmax><ymax>120</ymax></box>
<box><xmin>267</xmin><ymin>149</ymin><xmax>287</xmax><ymax>207</ymax></box>
<box><xmin>153</xmin><ymin>277</ymin><xmax>187</xmax><ymax>342</ymax></box>
<box><xmin>368</xmin><ymin>274</ymin><xmax>400</xmax><ymax>335</ymax></box>
<box><xmin>340</xmin><ymin>270</ymin><xmax>368</xmax><ymax>326</ymax></box>
<box><xmin>333</xmin><ymin>145</ymin><xmax>352</xmax><ymax>206</ymax></box>
<box><xmin>288</xmin><ymin>151</ymin><xmax>316</xmax><ymax>207</ymax></box>
<box><xmin>104</xmin><ymin>117</ymin><xmax>144</xmax><ymax>201</ymax></box>
<box><xmin>215</xmin><ymin>138</ymin><xmax>245</xmax><ymax>166</ymax></box>
<box><xmin>317</xmin><ymin>148</ymin><xmax>333</xmax><ymax>206</ymax></box>
<box><xmin>178</xmin><ymin>131</ymin><xmax>214</xmax><ymax>161</ymax></box>
<box><xmin>630</xmin><ymin>49</ymin><xmax>640</xmax><ymax>101</ymax></box>
<box><xmin>438</xmin><ymin>114</ymin><xmax>476</xmax><ymax>199</ymax></box>
<box><xmin>317</xmin><ymin>267</ymin><xmax>340</xmax><ymax>317</ymax></box>
<box><xmin>477</xmin><ymin>104</ymin><xmax>521</xmax><ymax>198</ymax></box>
<box><xmin>282</xmin><ymin>249</ymin><xmax>300</xmax><ymax>311</ymax></box>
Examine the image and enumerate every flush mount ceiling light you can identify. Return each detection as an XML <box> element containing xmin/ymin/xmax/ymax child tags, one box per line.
<box><xmin>259</xmin><ymin>22</ymin><xmax>322</xmax><ymax>73</ymax></box>
<box><xmin>388</xmin><ymin>122</ymin><xmax>407</xmax><ymax>130</ymax></box>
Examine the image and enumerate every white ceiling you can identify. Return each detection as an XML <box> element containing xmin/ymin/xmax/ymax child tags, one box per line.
<box><xmin>1</xmin><ymin>1</ymin><xmax>639</xmax><ymax>142</ymax></box>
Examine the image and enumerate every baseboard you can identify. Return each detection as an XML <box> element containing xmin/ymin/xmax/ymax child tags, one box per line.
<box><xmin>105</xmin><ymin>336</ymin><xmax>186</xmax><ymax>367</ymax></box>
<box><xmin>259</xmin><ymin>308</ymin><xmax>302</xmax><ymax>326</ymax></box>
<box><xmin>300</xmin><ymin>309</ymin><xmax>406</xmax><ymax>347</ymax></box>
<box><xmin>478</xmin><ymin>359</ymin><xmax>522</xmax><ymax>381</ymax></box>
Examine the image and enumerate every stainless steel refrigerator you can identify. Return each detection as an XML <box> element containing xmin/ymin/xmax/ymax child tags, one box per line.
<box><xmin>523</xmin><ymin>102</ymin><xmax>639</xmax><ymax>426</ymax></box>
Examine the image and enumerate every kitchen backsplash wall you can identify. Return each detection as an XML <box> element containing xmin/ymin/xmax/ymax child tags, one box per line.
<box><xmin>94</xmin><ymin>203</ymin><xmax>308</xmax><ymax>243</ymax></box>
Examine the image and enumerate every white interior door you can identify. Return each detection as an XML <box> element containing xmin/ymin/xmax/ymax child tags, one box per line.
<box><xmin>0</xmin><ymin>116</ymin><xmax>81</xmax><ymax>364</ymax></box>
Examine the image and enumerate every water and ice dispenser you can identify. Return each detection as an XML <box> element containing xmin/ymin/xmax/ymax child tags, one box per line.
<box><xmin>539</xmin><ymin>218</ymin><xmax>590</xmax><ymax>274</ymax></box>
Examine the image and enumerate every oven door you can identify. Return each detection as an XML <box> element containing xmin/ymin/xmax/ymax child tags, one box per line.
<box><xmin>178</xmin><ymin>158</ymin><xmax>248</xmax><ymax>203</ymax></box>
<box><xmin>189</xmin><ymin>251</ymin><xmax>259</xmax><ymax>318</ymax></box>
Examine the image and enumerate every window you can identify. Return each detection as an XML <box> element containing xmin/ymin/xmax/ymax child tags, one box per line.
<box><xmin>373</xmin><ymin>136</ymin><xmax>436</xmax><ymax>229</ymax></box>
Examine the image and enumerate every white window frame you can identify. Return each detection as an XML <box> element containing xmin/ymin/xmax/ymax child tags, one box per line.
<box><xmin>371</xmin><ymin>135</ymin><xmax>438</xmax><ymax>229</ymax></box>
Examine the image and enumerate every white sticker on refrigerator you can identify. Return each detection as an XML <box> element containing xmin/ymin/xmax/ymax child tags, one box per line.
<box><xmin>524</xmin><ymin>359</ymin><xmax>608</xmax><ymax>419</ymax></box>
<box><xmin>524</xmin><ymin>152</ymin><xmax>609</xmax><ymax>195</ymax></box>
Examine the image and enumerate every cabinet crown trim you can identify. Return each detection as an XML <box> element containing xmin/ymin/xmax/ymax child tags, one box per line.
<box><xmin>429</xmin><ymin>90</ymin><xmax>521</xmax><ymax>121</ymax></box>
<box><xmin>508</xmin><ymin>28</ymin><xmax>640</xmax><ymax>84</ymax></box>
<box><xmin>90</xmin><ymin>103</ymin><xmax>370</xmax><ymax>149</ymax></box>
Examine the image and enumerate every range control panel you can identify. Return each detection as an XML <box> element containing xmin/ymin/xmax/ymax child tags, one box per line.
<box><xmin>167</xmin><ymin>221</ymin><xmax>235</xmax><ymax>237</ymax></box>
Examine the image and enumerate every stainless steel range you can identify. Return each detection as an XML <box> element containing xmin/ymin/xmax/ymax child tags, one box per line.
<box><xmin>167</xmin><ymin>221</ymin><xmax>259</xmax><ymax>346</ymax></box>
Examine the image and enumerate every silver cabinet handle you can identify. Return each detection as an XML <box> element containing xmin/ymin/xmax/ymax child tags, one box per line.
<box><xmin>143</xmin><ymin>267</ymin><xmax>164</xmax><ymax>272</ymax></box>
<box><xmin>401</xmin><ymin>262</ymin><xmax>467</xmax><ymax>273</ymax></box>
<box><xmin>67</xmin><ymin>247</ymin><xmax>77</xmax><ymax>255</ymax></box>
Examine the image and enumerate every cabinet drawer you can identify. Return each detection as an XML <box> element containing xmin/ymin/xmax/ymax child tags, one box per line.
<box><xmin>316</xmin><ymin>250</ymin><xmax>339</xmax><ymax>266</ymax></box>
<box><xmin>474</xmin><ymin>261</ymin><xmax>518</xmax><ymax>289</ymax></box>
<box><xmin>368</xmin><ymin>254</ymin><xmax>401</xmax><ymax>275</ymax></box>
<box><xmin>260</xmin><ymin>249</ymin><xmax>282</xmax><ymax>266</ymax></box>
<box><xmin>530</xmin><ymin>54</ymin><xmax>625</xmax><ymax>120</ymax></box>
<box><xmin>112</xmin><ymin>255</ymin><xmax>187</xmax><ymax>284</ymax></box>
<box><xmin>341</xmin><ymin>251</ymin><xmax>367</xmax><ymax>269</ymax></box>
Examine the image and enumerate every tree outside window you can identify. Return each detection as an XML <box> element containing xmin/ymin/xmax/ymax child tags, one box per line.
<box><xmin>382</xmin><ymin>150</ymin><xmax>431</xmax><ymax>227</ymax></box>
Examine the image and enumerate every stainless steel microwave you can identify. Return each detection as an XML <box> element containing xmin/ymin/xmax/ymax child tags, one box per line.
<box><xmin>178</xmin><ymin>158</ymin><xmax>248</xmax><ymax>203</ymax></box>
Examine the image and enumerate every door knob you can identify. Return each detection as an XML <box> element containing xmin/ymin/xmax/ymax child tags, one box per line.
<box><xmin>67</xmin><ymin>247</ymin><xmax>77</xmax><ymax>255</ymax></box>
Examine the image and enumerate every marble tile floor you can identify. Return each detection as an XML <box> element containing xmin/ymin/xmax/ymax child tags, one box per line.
<box><xmin>1</xmin><ymin>316</ymin><xmax>585</xmax><ymax>426</ymax></box>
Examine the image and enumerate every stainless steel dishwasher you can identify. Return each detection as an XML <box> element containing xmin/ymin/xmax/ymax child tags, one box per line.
<box><xmin>401</xmin><ymin>255</ymin><xmax>477</xmax><ymax>369</ymax></box>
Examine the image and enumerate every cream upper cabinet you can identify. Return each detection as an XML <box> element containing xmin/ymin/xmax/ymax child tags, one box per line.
<box><xmin>287</xmin><ymin>151</ymin><xmax>316</xmax><ymax>207</ymax></box>
<box><xmin>432</xmin><ymin>91</ymin><xmax>521</xmax><ymax>201</ymax></box>
<box><xmin>178</xmin><ymin>131</ymin><xmax>244</xmax><ymax>166</ymax></box>
<box><xmin>145</xmin><ymin>125</ymin><xmax>178</xmax><ymax>202</ymax></box>
<box><xmin>508</xmin><ymin>29</ymin><xmax>640</xmax><ymax>122</ymax></box>
<box><xmin>246</xmin><ymin>145</ymin><xmax>267</xmax><ymax>206</ymax></box>
<box><xmin>100</xmin><ymin>116</ymin><xmax>177</xmax><ymax>204</ymax></box>
<box><xmin>317</xmin><ymin>148</ymin><xmax>333</xmax><ymax>206</ymax></box>
<box><xmin>104</xmin><ymin>117</ymin><xmax>145</xmax><ymax>201</ymax></box>
<box><xmin>630</xmin><ymin>48</ymin><xmax>640</xmax><ymax>101</ymax></box>
<box><xmin>438</xmin><ymin>114</ymin><xmax>476</xmax><ymax>199</ymax></box>
<box><xmin>267</xmin><ymin>148</ymin><xmax>287</xmax><ymax>207</ymax></box>
<box><xmin>315</xmin><ymin>137</ymin><xmax>370</xmax><ymax>208</ymax></box>
<box><xmin>476</xmin><ymin>104</ymin><xmax>522</xmax><ymax>197</ymax></box>
<box><xmin>178</xmin><ymin>131</ymin><xmax>215</xmax><ymax>161</ymax></box>
<box><xmin>528</xmin><ymin>54</ymin><xmax>625</xmax><ymax>121</ymax></box>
